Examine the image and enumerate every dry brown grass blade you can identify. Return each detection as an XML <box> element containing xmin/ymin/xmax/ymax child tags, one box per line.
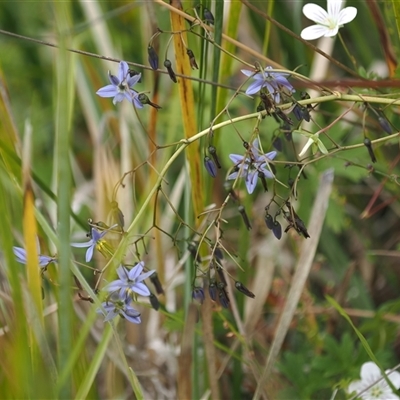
<box><xmin>178</xmin><ymin>303</ymin><xmax>197</xmax><ymax>399</ymax></box>
<box><xmin>254</xmin><ymin>169</ymin><xmax>334</xmax><ymax>400</ymax></box>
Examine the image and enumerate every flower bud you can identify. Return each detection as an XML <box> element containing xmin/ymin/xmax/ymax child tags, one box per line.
<box><xmin>378</xmin><ymin>117</ymin><xmax>393</xmax><ymax>134</ymax></box>
<box><xmin>204</xmin><ymin>156</ymin><xmax>217</xmax><ymax>178</ymax></box>
<box><xmin>209</xmin><ymin>281</ymin><xmax>217</xmax><ymax>301</ymax></box>
<box><xmin>147</xmin><ymin>45</ymin><xmax>159</xmax><ymax>70</ymax></box>
<box><xmin>272</xmin><ymin>220</ymin><xmax>282</xmax><ymax>240</ymax></box>
<box><xmin>150</xmin><ymin>272</ymin><xmax>164</xmax><ymax>295</ymax></box>
<box><xmin>203</xmin><ymin>7</ymin><xmax>214</xmax><ymax>24</ymax></box>
<box><xmin>208</xmin><ymin>145</ymin><xmax>221</xmax><ymax>168</ymax></box>
<box><xmin>192</xmin><ymin>287</ymin><xmax>205</xmax><ymax>304</ymax></box>
<box><xmin>138</xmin><ymin>94</ymin><xmax>162</xmax><ymax>110</ymax></box>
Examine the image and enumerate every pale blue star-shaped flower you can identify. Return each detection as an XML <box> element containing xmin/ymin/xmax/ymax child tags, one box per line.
<box><xmin>227</xmin><ymin>139</ymin><xmax>277</xmax><ymax>194</ymax></box>
<box><xmin>13</xmin><ymin>246</ymin><xmax>56</xmax><ymax>268</ymax></box>
<box><xmin>96</xmin><ymin>61</ymin><xmax>143</xmax><ymax>108</ymax></box>
<box><xmin>241</xmin><ymin>66</ymin><xmax>295</xmax><ymax>103</ymax></box>
<box><xmin>97</xmin><ymin>292</ymin><xmax>141</xmax><ymax>324</ymax></box>
<box><xmin>104</xmin><ymin>262</ymin><xmax>155</xmax><ymax>297</ymax></box>
<box><xmin>71</xmin><ymin>225</ymin><xmax>116</xmax><ymax>262</ymax></box>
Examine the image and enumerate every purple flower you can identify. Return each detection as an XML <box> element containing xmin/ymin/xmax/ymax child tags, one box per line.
<box><xmin>96</xmin><ymin>61</ymin><xmax>143</xmax><ymax>108</ymax></box>
<box><xmin>103</xmin><ymin>262</ymin><xmax>155</xmax><ymax>297</ymax></box>
<box><xmin>192</xmin><ymin>287</ymin><xmax>205</xmax><ymax>304</ymax></box>
<box><xmin>241</xmin><ymin>67</ymin><xmax>295</xmax><ymax>103</ymax></box>
<box><xmin>97</xmin><ymin>292</ymin><xmax>141</xmax><ymax>324</ymax></box>
<box><xmin>13</xmin><ymin>246</ymin><xmax>56</xmax><ymax>268</ymax></box>
<box><xmin>227</xmin><ymin>139</ymin><xmax>277</xmax><ymax>194</ymax></box>
<box><xmin>71</xmin><ymin>225</ymin><xmax>116</xmax><ymax>262</ymax></box>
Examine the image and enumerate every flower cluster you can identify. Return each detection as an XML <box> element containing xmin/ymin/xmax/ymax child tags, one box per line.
<box><xmin>241</xmin><ymin>66</ymin><xmax>295</xmax><ymax>103</ymax></box>
<box><xmin>227</xmin><ymin>139</ymin><xmax>276</xmax><ymax>194</ymax></box>
<box><xmin>97</xmin><ymin>262</ymin><xmax>155</xmax><ymax>324</ymax></box>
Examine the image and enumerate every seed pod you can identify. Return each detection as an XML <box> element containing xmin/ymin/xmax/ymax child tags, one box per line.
<box><xmin>238</xmin><ymin>205</ymin><xmax>252</xmax><ymax>230</ymax></box>
<box><xmin>264</xmin><ymin>213</ymin><xmax>274</xmax><ymax>230</ymax></box>
<box><xmin>215</xmin><ymin>263</ymin><xmax>227</xmax><ymax>286</ymax></box>
<box><xmin>235</xmin><ymin>281</ymin><xmax>255</xmax><ymax>298</ymax></box>
<box><xmin>218</xmin><ymin>284</ymin><xmax>230</xmax><ymax>308</ymax></box>
<box><xmin>258</xmin><ymin>171</ymin><xmax>268</xmax><ymax>192</ymax></box>
<box><xmin>204</xmin><ymin>156</ymin><xmax>217</xmax><ymax>178</ymax></box>
<box><xmin>363</xmin><ymin>138</ymin><xmax>377</xmax><ymax>163</ymax></box>
<box><xmin>186</xmin><ymin>49</ymin><xmax>198</xmax><ymax>69</ymax></box>
<box><xmin>149</xmin><ymin>293</ymin><xmax>160</xmax><ymax>310</ymax></box>
<box><xmin>292</xmin><ymin>104</ymin><xmax>303</xmax><ymax>121</ymax></box>
<box><xmin>150</xmin><ymin>272</ymin><xmax>164</xmax><ymax>295</ymax></box>
<box><xmin>203</xmin><ymin>7</ymin><xmax>215</xmax><ymax>25</ymax></box>
<box><xmin>272</xmin><ymin>220</ymin><xmax>282</xmax><ymax>240</ymax></box>
<box><xmin>282</xmin><ymin>122</ymin><xmax>293</xmax><ymax>141</ymax></box>
<box><xmin>209</xmin><ymin>281</ymin><xmax>217</xmax><ymax>301</ymax></box>
<box><xmin>208</xmin><ymin>145</ymin><xmax>221</xmax><ymax>168</ymax></box>
<box><xmin>378</xmin><ymin>117</ymin><xmax>393</xmax><ymax>134</ymax></box>
<box><xmin>148</xmin><ymin>45</ymin><xmax>159</xmax><ymax>70</ymax></box>
<box><xmin>275</xmin><ymin>108</ymin><xmax>293</xmax><ymax>125</ymax></box>
<box><xmin>257</xmin><ymin>101</ymin><xmax>266</xmax><ymax>119</ymax></box>
<box><xmin>188</xmin><ymin>242</ymin><xmax>201</xmax><ymax>263</ymax></box>
<box><xmin>272</xmin><ymin>136</ymin><xmax>282</xmax><ymax>152</ymax></box>
<box><xmin>214</xmin><ymin>247</ymin><xmax>224</xmax><ymax>260</ymax></box>
<box><xmin>138</xmin><ymin>93</ymin><xmax>162</xmax><ymax>110</ymax></box>
<box><xmin>163</xmin><ymin>59</ymin><xmax>177</xmax><ymax>83</ymax></box>
<box><xmin>110</xmin><ymin>201</ymin><xmax>125</xmax><ymax>230</ymax></box>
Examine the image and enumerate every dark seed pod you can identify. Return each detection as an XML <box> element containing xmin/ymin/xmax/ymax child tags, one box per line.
<box><xmin>214</xmin><ymin>247</ymin><xmax>224</xmax><ymax>260</ymax></box>
<box><xmin>215</xmin><ymin>263</ymin><xmax>227</xmax><ymax>286</ymax></box>
<box><xmin>272</xmin><ymin>136</ymin><xmax>282</xmax><ymax>152</ymax></box>
<box><xmin>186</xmin><ymin>49</ymin><xmax>198</xmax><ymax>69</ymax></box>
<box><xmin>363</xmin><ymin>138</ymin><xmax>377</xmax><ymax>163</ymax></box>
<box><xmin>149</xmin><ymin>293</ymin><xmax>160</xmax><ymax>310</ymax></box>
<box><xmin>238</xmin><ymin>205</ymin><xmax>252</xmax><ymax>230</ymax></box>
<box><xmin>260</xmin><ymin>90</ymin><xmax>273</xmax><ymax>112</ymax></box>
<box><xmin>209</xmin><ymin>281</ymin><xmax>217</xmax><ymax>301</ymax></box>
<box><xmin>188</xmin><ymin>242</ymin><xmax>201</xmax><ymax>263</ymax></box>
<box><xmin>208</xmin><ymin>146</ymin><xmax>221</xmax><ymax>168</ymax></box>
<box><xmin>203</xmin><ymin>7</ymin><xmax>215</xmax><ymax>24</ymax></box>
<box><xmin>218</xmin><ymin>287</ymin><xmax>230</xmax><ymax>308</ymax></box>
<box><xmin>128</xmin><ymin>69</ymin><xmax>142</xmax><ymax>83</ymax></box>
<box><xmin>235</xmin><ymin>281</ymin><xmax>255</xmax><ymax>298</ymax></box>
<box><xmin>138</xmin><ymin>94</ymin><xmax>162</xmax><ymax>110</ymax></box>
<box><xmin>264</xmin><ymin>213</ymin><xmax>274</xmax><ymax>230</ymax></box>
<box><xmin>150</xmin><ymin>272</ymin><xmax>164</xmax><ymax>295</ymax></box>
<box><xmin>282</xmin><ymin>122</ymin><xmax>293</xmax><ymax>141</ymax></box>
<box><xmin>275</xmin><ymin>108</ymin><xmax>293</xmax><ymax>125</ymax></box>
<box><xmin>378</xmin><ymin>117</ymin><xmax>393</xmax><ymax>135</ymax></box>
<box><xmin>301</xmin><ymin>107</ymin><xmax>311</xmax><ymax>122</ymax></box>
<box><xmin>272</xmin><ymin>220</ymin><xmax>282</xmax><ymax>240</ymax></box>
<box><xmin>147</xmin><ymin>45</ymin><xmax>159</xmax><ymax>70</ymax></box>
<box><xmin>163</xmin><ymin>59</ymin><xmax>177</xmax><ymax>83</ymax></box>
<box><xmin>258</xmin><ymin>171</ymin><xmax>268</xmax><ymax>192</ymax></box>
<box><xmin>204</xmin><ymin>156</ymin><xmax>217</xmax><ymax>178</ymax></box>
<box><xmin>292</xmin><ymin>104</ymin><xmax>303</xmax><ymax>121</ymax></box>
<box><xmin>257</xmin><ymin>101</ymin><xmax>266</xmax><ymax>119</ymax></box>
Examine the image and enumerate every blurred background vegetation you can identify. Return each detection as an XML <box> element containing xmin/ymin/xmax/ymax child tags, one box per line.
<box><xmin>1</xmin><ymin>1</ymin><xmax>400</xmax><ymax>399</ymax></box>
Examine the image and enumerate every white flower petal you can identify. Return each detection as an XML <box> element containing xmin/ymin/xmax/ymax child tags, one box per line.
<box><xmin>301</xmin><ymin>24</ymin><xmax>330</xmax><ymax>40</ymax></box>
<box><xmin>338</xmin><ymin>7</ymin><xmax>357</xmax><ymax>25</ymax></box>
<box><xmin>348</xmin><ymin>379</ymin><xmax>365</xmax><ymax>395</ymax></box>
<box><xmin>324</xmin><ymin>26</ymin><xmax>340</xmax><ymax>37</ymax></box>
<box><xmin>360</xmin><ymin>362</ymin><xmax>381</xmax><ymax>382</ymax></box>
<box><xmin>328</xmin><ymin>0</ymin><xmax>343</xmax><ymax>18</ymax></box>
<box><xmin>386</xmin><ymin>370</ymin><xmax>400</xmax><ymax>389</ymax></box>
<box><xmin>302</xmin><ymin>3</ymin><xmax>329</xmax><ymax>24</ymax></box>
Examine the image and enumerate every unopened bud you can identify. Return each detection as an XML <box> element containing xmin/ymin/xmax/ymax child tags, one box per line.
<box><xmin>147</xmin><ymin>45</ymin><xmax>159</xmax><ymax>70</ymax></box>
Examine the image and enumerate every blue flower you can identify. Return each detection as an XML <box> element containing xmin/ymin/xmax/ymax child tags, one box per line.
<box><xmin>71</xmin><ymin>225</ymin><xmax>116</xmax><ymax>262</ymax></box>
<box><xmin>96</xmin><ymin>61</ymin><xmax>143</xmax><ymax>108</ymax></box>
<box><xmin>13</xmin><ymin>246</ymin><xmax>56</xmax><ymax>268</ymax></box>
<box><xmin>104</xmin><ymin>262</ymin><xmax>155</xmax><ymax>297</ymax></box>
<box><xmin>241</xmin><ymin>67</ymin><xmax>295</xmax><ymax>103</ymax></box>
<box><xmin>97</xmin><ymin>292</ymin><xmax>141</xmax><ymax>324</ymax></box>
<box><xmin>227</xmin><ymin>139</ymin><xmax>277</xmax><ymax>194</ymax></box>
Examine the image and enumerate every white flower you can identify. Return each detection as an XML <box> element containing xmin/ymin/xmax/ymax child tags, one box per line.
<box><xmin>300</xmin><ymin>0</ymin><xmax>357</xmax><ymax>41</ymax></box>
<box><xmin>295</xmin><ymin>130</ymin><xmax>328</xmax><ymax>157</ymax></box>
<box><xmin>348</xmin><ymin>361</ymin><xmax>400</xmax><ymax>400</ymax></box>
